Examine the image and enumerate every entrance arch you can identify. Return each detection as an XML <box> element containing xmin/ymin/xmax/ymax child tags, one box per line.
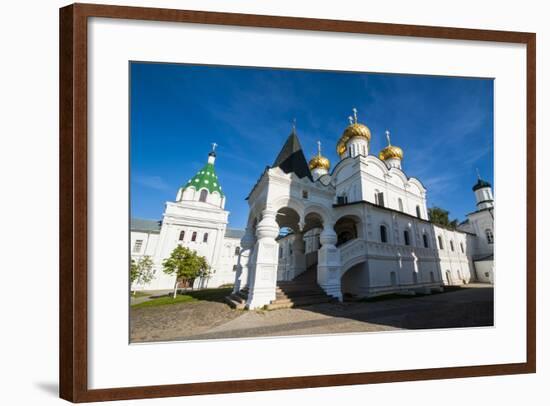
<box><xmin>335</xmin><ymin>214</ymin><xmax>362</xmax><ymax>246</ymax></box>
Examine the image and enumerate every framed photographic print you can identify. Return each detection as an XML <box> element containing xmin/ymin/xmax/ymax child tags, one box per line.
<box><xmin>59</xmin><ymin>3</ymin><xmax>536</xmax><ymax>402</ymax></box>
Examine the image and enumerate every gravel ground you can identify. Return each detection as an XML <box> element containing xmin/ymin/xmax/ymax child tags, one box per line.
<box><xmin>130</xmin><ymin>284</ymin><xmax>493</xmax><ymax>343</ymax></box>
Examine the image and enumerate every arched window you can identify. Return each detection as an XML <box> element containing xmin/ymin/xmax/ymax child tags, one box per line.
<box><xmin>403</xmin><ymin>230</ymin><xmax>410</xmax><ymax>246</ymax></box>
<box><xmin>450</xmin><ymin>240</ymin><xmax>454</xmax><ymax>251</ymax></box>
<box><xmin>398</xmin><ymin>198</ymin><xmax>404</xmax><ymax>212</ymax></box>
<box><xmin>380</xmin><ymin>225</ymin><xmax>388</xmax><ymax>243</ymax></box>
<box><xmin>199</xmin><ymin>189</ymin><xmax>208</xmax><ymax>202</ymax></box>
<box><xmin>178</xmin><ymin>230</ymin><xmax>185</xmax><ymax>241</ymax></box>
<box><xmin>460</xmin><ymin>242</ymin><xmax>465</xmax><ymax>253</ymax></box>
<box><xmin>485</xmin><ymin>229</ymin><xmax>494</xmax><ymax>244</ymax></box>
<box><xmin>375</xmin><ymin>191</ymin><xmax>385</xmax><ymax>207</ymax></box>
<box><xmin>191</xmin><ymin>231</ymin><xmax>197</xmax><ymax>242</ymax></box>
<box><xmin>203</xmin><ymin>233</ymin><xmax>208</xmax><ymax>243</ymax></box>
<box><xmin>416</xmin><ymin>205</ymin><xmax>422</xmax><ymax>218</ymax></box>
<box><xmin>438</xmin><ymin>235</ymin><xmax>444</xmax><ymax>250</ymax></box>
<box><xmin>234</xmin><ymin>246</ymin><xmax>241</xmax><ymax>256</ymax></box>
<box><xmin>423</xmin><ymin>234</ymin><xmax>429</xmax><ymax>248</ymax></box>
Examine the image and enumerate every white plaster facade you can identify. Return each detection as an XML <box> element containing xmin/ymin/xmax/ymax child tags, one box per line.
<box><xmin>234</xmin><ymin>115</ymin><xmax>494</xmax><ymax>309</ymax></box>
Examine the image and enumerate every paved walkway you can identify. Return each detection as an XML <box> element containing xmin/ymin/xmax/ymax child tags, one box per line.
<box><xmin>130</xmin><ymin>283</ymin><xmax>493</xmax><ymax>343</ymax></box>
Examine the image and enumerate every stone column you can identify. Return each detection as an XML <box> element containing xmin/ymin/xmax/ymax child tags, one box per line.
<box><xmin>289</xmin><ymin>231</ymin><xmax>306</xmax><ymax>279</ymax></box>
<box><xmin>232</xmin><ymin>227</ymin><xmax>255</xmax><ymax>294</ymax></box>
<box><xmin>317</xmin><ymin>223</ymin><xmax>343</xmax><ymax>301</ymax></box>
<box><xmin>246</xmin><ymin>208</ymin><xmax>280</xmax><ymax>309</ymax></box>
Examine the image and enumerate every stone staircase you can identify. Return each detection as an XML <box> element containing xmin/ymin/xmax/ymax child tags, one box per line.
<box><xmin>226</xmin><ymin>266</ymin><xmax>336</xmax><ymax>310</ymax></box>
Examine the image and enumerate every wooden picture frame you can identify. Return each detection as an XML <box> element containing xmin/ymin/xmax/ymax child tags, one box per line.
<box><xmin>59</xmin><ymin>3</ymin><xmax>536</xmax><ymax>402</ymax></box>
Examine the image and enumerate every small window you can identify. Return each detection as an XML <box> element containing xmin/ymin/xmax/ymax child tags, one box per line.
<box><xmin>460</xmin><ymin>242</ymin><xmax>465</xmax><ymax>253</ymax></box>
<box><xmin>412</xmin><ymin>272</ymin><xmax>418</xmax><ymax>284</ymax></box>
<box><xmin>337</xmin><ymin>195</ymin><xmax>348</xmax><ymax>205</ymax></box>
<box><xmin>438</xmin><ymin>236</ymin><xmax>444</xmax><ymax>250</ymax></box>
<box><xmin>232</xmin><ymin>265</ymin><xmax>238</xmax><ymax>272</ymax></box>
<box><xmin>203</xmin><ymin>233</ymin><xmax>208</xmax><ymax>243</ymax></box>
<box><xmin>423</xmin><ymin>234</ymin><xmax>429</xmax><ymax>248</ymax></box>
<box><xmin>450</xmin><ymin>240</ymin><xmax>454</xmax><ymax>251</ymax></box>
<box><xmin>199</xmin><ymin>189</ymin><xmax>208</xmax><ymax>202</ymax></box>
<box><xmin>430</xmin><ymin>271</ymin><xmax>435</xmax><ymax>282</ymax></box>
<box><xmin>279</xmin><ymin>246</ymin><xmax>283</xmax><ymax>258</ymax></box>
<box><xmin>380</xmin><ymin>225</ymin><xmax>388</xmax><ymax>243</ymax></box>
<box><xmin>403</xmin><ymin>230</ymin><xmax>410</xmax><ymax>246</ymax></box>
<box><xmin>234</xmin><ymin>246</ymin><xmax>240</xmax><ymax>256</ymax></box>
<box><xmin>375</xmin><ymin>192</ymin><xmax>385</xmax><ymax>207</ymax></box>
<box><xmin>484</xmin><ymin>272</ymin><xmax>490</xmax><ymax>277</ymax></box>
<box><xmin>133</xmin><ymin>239</ymin><xmax>143</xmax><ymax>253</ymax></box>
<box><xmin>191</xmin><ymin>232</ymin><xmax>197</xmax><ymax>242</ymax></box>
<box><xmin>302</xmin><ymin>190</ymin><xmax>309</xmax><ymax>199</ymax></box>
<box><xmin>390</xmin><ymin>272</ymin><xmax>397</xmax><ymax>286</ymax></box>
<box><xmin>485</xmin><ymin>229</ymin><xmax>494</xmax><ymax>244</ymax></box>
<box><xmin>416</xmin><ymin>205</ymin><xmax>421</xmax><ymax>218</ymax></box>
<box><xmin>457</xmin><ymin>270</ymin><xmax>462</xmax><ymax>280</ymax></box>
<box><xmin>178</xmin><ymin>230</ymin><xmax>185</xmax><ymax>241</ymax></box>
<box><xmin>398</xmin><ymin>198</ymin><xmax>404</xmax><ymax>212</ymax></box>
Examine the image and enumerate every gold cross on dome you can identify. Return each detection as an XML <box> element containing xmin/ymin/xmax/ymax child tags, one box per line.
<box><xmin>385</xmin><ymin>130</ymin><xmax>391</xmax><ymax>146</ymax></box>
<box><xmin>211</xmin><ymin>142</ymin><xmax>218</xmax><ymax>152</ymax></box>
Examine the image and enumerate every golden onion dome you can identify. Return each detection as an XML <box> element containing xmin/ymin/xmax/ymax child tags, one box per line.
<box><xmin>378</xmin><ymin>130</ymin><xmax>403</xmax><ymax>161</ymax></box>
<box><xmin>309</xmin><ymin>140</ymin><xmax>330</xmax><ymax>171</ymax></box>
<box><xmin>379</xmin><ymin>145</ymin><xmax>404</xmax><ymax>161</ymax></box>
<box><xmin>309</xmin><ymin>154</ymin><xmax>330</xmax><ymax>171</ymax></box>
<box><xmin>336</xmin><ymin>109</ymin><xmax>372</xmax><ymax>156</ymax></box>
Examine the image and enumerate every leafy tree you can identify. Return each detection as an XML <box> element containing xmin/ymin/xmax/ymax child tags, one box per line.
<box><xmin>162</xmin><ymin>245</ymin><xmax>211</xmax><ymax>298</ymax></box>
<box><xmin>428</xmin><ymin>206</ymin><xmax>459</xmax><ymax>229</ymax></box>
<box><xmin>130</xmin><ymin>255</ymin><xmax>155</xmax><ymax>295</ymax></box>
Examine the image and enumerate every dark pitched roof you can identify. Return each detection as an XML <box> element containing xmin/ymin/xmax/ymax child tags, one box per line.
<box><xmin>131</xmin><ymin>218</ymin><xmax>162</xmax><ymax>233</ymax></box>
<box><xmin>224</xmin><ymin>228</ymin><xmax>245</xmax><ymax>239</ymax></box>
<box><xmin>472</xmin><ymin>178</ymin><xmax>491</xmax><ymax>191</ymax></box>
<box><xmin>272</xmin><ymin>130</ymin><xmax>313</xmax><ymax>181</ymax></box>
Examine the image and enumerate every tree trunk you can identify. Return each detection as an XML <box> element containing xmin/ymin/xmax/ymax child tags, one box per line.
<box><xmin>172</xmin><ymin>278</ymin><xmax>179</xmax><ymax>299</ymax></box>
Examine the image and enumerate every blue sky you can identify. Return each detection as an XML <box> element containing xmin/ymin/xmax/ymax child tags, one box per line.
<box><xmin>130</xmin><ymin>62</ymin><xmax>493</xmax><ymax>229</ymax></box>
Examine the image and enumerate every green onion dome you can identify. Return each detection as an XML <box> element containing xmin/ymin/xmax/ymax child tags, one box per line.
<box><xmin>183</xmin><ymin>155</ymin><xmax>224</xmax><ymax>196</ymax></box>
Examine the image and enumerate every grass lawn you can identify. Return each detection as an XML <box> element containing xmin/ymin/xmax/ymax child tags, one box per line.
<box><xmin>131</xmin><ymin>287</ymin><xmax>232</xmax><ymax>309</ymax></box>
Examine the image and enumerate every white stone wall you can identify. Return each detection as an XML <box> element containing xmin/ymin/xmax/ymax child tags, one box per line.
<box><xmin>474</xmin><ymin>260</ymin><xmax>494</xmax><ymax>283</ymax></box>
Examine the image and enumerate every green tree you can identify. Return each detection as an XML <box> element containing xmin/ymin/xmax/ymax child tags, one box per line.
<box><xmin>162</xmin><ymin>245</ymin><xmax>211</xmax><ymax>298</ymax></box>
<box><xmin>428</xmin><ymin>206</ymin><xmax>459</xmax><ymax>229</ymax></box>
<box><xmin>130</xmin><ymin>255</ymin><xmax>155</xmax><ymax>295</ymax></box>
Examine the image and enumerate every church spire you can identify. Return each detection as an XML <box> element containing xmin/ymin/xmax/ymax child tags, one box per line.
<box><xmin>272</xmin><ymin>125</ymin><xmax>312</xmax><ymax>180</ymax></box>
<box><xmin>208</xmin><ymin>142</ymin><xmax>218</xmax><ymax>164</ymax></box>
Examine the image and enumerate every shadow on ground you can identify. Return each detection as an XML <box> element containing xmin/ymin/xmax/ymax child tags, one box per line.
<box><xmin>130</xmin><ymin>284</ymin><xmax>494</xmax><ymax>342</ymax></box>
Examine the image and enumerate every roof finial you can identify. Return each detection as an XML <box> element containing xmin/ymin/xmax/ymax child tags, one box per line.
<box><xmin>292</xmin><ymin>118</ymin><xmax>297</xmax><ymax>134</ymax></box>
<box><xmin>352</xmin><ymin>107</ymin><xmax>358</xmax><ymax>124</ymax></box>
<box><xmin>317</xmin><ymin>140</ymin><xmax>322</xmax><ymax>157</ymax></box>
<box><xmin>476</xmin><ymin>168</ymin><xmax>481</xmax><ymax>180</ymax></box>
<box><xmin>348</xmin><ymin>115</ymin><xmax>353</xmax><ymax>125</ymax></box>
<box><xmin>385</xmin><ymin>130</ymin><xmax>391</xmax><ymax>146</ymax></box>
<box><xmin>211</xmin><ymin>142</ymin><xmax>218</xmax><ymax>152</ymax></box>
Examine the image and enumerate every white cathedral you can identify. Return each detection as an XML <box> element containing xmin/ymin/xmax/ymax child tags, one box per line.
<box><xmin>131</xmin><ymin>109</ymin><xmax>494</xmax><ymax>310</ymax></box>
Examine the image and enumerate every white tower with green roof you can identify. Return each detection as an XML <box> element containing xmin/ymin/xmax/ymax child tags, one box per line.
<box><xmin>176</xmin><ymin>143</ymin><xmax>226</xmax><ymax>208</ymax></box>
<box><xmin>133</xmin><ymin>144</ymin><xmax>244</xmax><ymax>290</ymax></box>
